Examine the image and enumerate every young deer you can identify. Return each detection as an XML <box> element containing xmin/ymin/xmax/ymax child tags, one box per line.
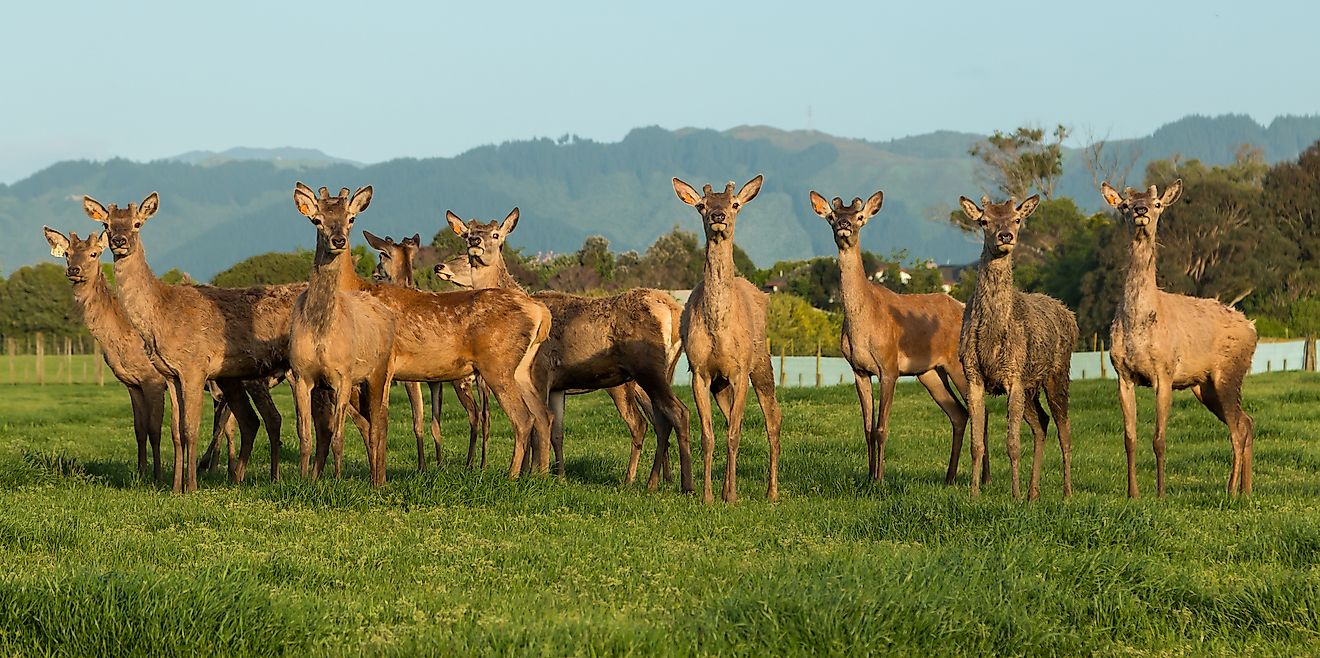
<box><xmin>289</xmin><ymin>185</ymin><xmax>397</xmax><ymax>485</ymax></box>
<box><xmin>1101</xmin><ymin>180</ymin><xmax>1258</xmax><ymax>496</ymax></box>
<box><xmin>673</xmin><ymin>176</ymin><xmax>782</xmax><ymax>503</ymax></box>
<box><xmin>959</xmin><ymin>195</ymin><xmax>1076</xmax><ymax>501</ymax></box>
<box><xmin>443</xmin><ymin>209</ymin><xmax>691</xmax><ymax>490</ymax></box>
<box><xmin>292</xmin><ymin>184</ymin><xmax>556</xmax><ymax>477</ymax></box>
<box><xmin>364</xmin><ymin>231</ymin><xmax>491</xmax><ymax>470</ymax></box>
<box><xmin>809</xmin><ymin>191</ymin><xmax>987</xmax><ymax>485</ymax></box>
<box><xmin>88</xmin><ymin>193</ymin><xmax>304</xmax><ymax>492</ymax></box>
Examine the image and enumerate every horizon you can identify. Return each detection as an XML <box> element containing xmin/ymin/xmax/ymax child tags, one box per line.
<box><xmin>3</xmin><ymin>0</ymin><xmax>1317</xmax><ymax>184</ymax></box>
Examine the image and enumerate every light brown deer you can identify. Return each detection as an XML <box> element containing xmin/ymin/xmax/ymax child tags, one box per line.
<box><xmin>808</xmin><ymin>191</ymin><xmax>988</xmax><ymax>485</ymax></box>
<box><xmin>363</xmin><ymin>231</ymin><xmax>491</xmax><ymax>470</ymax></box>
<box><xmin>672</xmin><ymin>176</ymin><xmax>782</xmax><ymax>503</ymax></box>
<box><xmin>292</xmin><ymin>184</ymin><xmax>556</xmax><ymax>477</ymax></box>
<box><xmin>289</xmin><ymin>185</ymin><xmax>397</xmax><ymax>486</ymax></box>
<box><xmin>443</xmin><ymin>209</ymin><xmax>691</xmax><ymax>490</ymax></box>
<box><xmin>87</xmin><ymin>193</ymin><xmax>305</xmax><ymax>492</ymax></box>
<box><xmin>958</xmin><ymin>195</ymin><xmax>1076</xmax><ymax>501</ymax></box>
<box><xmin>1101</xmin><ymin>180</ymin><xmax>1258</xmax><ymax>496</ymax></box>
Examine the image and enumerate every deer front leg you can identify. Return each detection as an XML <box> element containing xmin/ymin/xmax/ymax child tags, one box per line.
<box><xmin>690</xmin><ymin>371</ymin><xmax>717</xmax><ymax>505</ymax></box>
<box><xmin>127</xmin><ymin>386</ymin><xmax>150</xmax><ymax>480</ymax></box>
<box><xmin>405</xmin><ymin>381</ymin><xmax>427</xmax><ymax>471</ymax></box>
<box><xmin>1117</xmin><ymin>374</ymin><xmax>1139</xmax><ymax>498</ymax></box>
<box><xmin>290</xmin><ymin>374</ymin><xmax>316</xmax><ymax>478</ymax></box>
<box><xmin>721</xmin><ymin>377</ymin><xmax>752</xmax><ymax>504</ymax></box>
<box><xmin>875</xmin><ymin>371</ymin><xmax>898</xmax><ymax>484</ymax></box>
<box><xmin>1004</xmin><ymin>382</ymin><xmax>1027</xmax><ymax>501</ymax></box>
<box><xmin>177</xmin><ymin>375</ymin><xmax>208</xmax><ymax>493</ymax></box>
<box><xmin>853</xmin><ymin>371</ymin><xmax>876</xmax><ymax>480</ymax></box>
<box><xmin>428</xmin><ymin>382</ymin><xmax>444</xmax><ymax>467</ymax></box>
<box><xmin>966</xmin><ymin>375</ymin><xmax>987</xmax><ymax>499</ymax></box>
<box><xmin>144</xmin><ymin>383</ymin><xmax>166</xmax><ymax>483</ymax></box>
<box><xmin>1153</xmin><ymin>378</ymin><xmax>1173</xmax><ymax>498</ymax></box>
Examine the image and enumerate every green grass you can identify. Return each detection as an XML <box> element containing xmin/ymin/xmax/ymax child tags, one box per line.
<box><xmin>0</xmin><ymin>374</ymin><xmax>1318</xmax><ymax>656</ymax></box>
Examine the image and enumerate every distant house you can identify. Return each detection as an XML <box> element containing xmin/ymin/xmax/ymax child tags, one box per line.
<box><xmin>761</xmin><ymin>278</ymin><xmax>788</xmax><ymax>293</ymax></box>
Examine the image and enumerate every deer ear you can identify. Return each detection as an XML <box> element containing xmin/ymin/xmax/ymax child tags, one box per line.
<box><xmin>959</xmin><ymin>196</ymin><xmax>984</xmax><ymax>222</ymax></box>
<box><xmin>293</xmin><ymin>183</ymin><xmax>319</xmax><ymax>218</ymax></box>
<box><xmin>408</xmin><ymin>233</ymin><xmax>421</xmax><ymax>246</ymax></box>
<box><xmin>736</xmin><ymin>174</ymin><xmax>764</xmax><ymax>205</ymax></box>
<box><xmin>1016</xmin><ymin>195</ymin><xmax>1041</xmax><ymax>219</ymax></box>
<box><xmin>139</xmin><ymin>192</ymin><xmax>160</xmax><ymax>220</ymax></box>
<box><xmin>859</xmin><ymin>191</ymin><xmax>884</xmax><ymax>223</ymax></box>
<box><xmin>43</xmin><ymin>226</ymin><xmax>70</xmax><ymax>258</ymax></box>
<box><xmin>1161</xmin><ymin>179</ymin><xmax>1183</xmax><ymax>206</ymax></box>
<box><xmin>672</xmin><ymin>178</ymin><xmax>702</xmax><ymax>206</ymax></box>
<box><xmin>808</xmin><ymin>191</ymin><xmax>832</xmax><ymax>218</ymax></box>
<box><xmin>83</xmin><ymin>196</ymin><xmax>109</xmax><ymax>222</ymax></box>
<box><xmin>1101</xmin><ymin>182</ymin><xmax>1123</xmax><ymax>208</ymax></box>
<box><xmin>362</xmin><ymin>230</ymin><xmax>391</xmax><ymax>252</ymax></box>
<box><xmin>97</xmin><ymin>231</ymin><xmax>110</xmax><ymax>250</ymax></box>
<box><xmin>446</xmin><ymin>211</ymin><xmax>467</xmax><ymax>236</ymax></box>
<box><xmin>501</xmin><ymin>207</ymin><xmax>520</xmax><ymax>234</ymax></box>
<box><xmin>349</xmin><ymin>185</ymin><xmax>373</xmax><ymax>215</ymax></box>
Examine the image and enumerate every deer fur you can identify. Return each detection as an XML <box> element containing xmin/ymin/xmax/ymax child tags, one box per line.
<box><xmin>672</xmin><ymin>176</ymin><xmax>783</xmax><ymax>503</ymax></box>
<box><xmin>443</xmin><ymin>209</ymin><xmax>692</xmax><ymax>490</ymax></box>
<box><xmin>289</xmin><ymin>185</ymin><xmax>397</xmax><ymax>486</ymax></box>
<box><xmin>85</xmin><ymin>195</ymin><xmax>305</xmax><ymax>492</ymax></box>
<box><xmin>1101</xmin><ymin>180</ymin><xmax>1258</xmax><ymax>496</ymax></box>
<box><xmin>959</xmin><ymin>195</ymin><xmax>1077</xmax><ymax>500</ymax></box>
<box><xmin>293</xmin><ymin>184</ymin><xmax>556</xmax><ymax>477</ymax></box>
<box><xmin>364</xmin><ymin>231</ymin><xmax>491</xmax><ymax>470</ymax></box>
<box><xmin>809</xmin><ymin>191</ymin><xmax>988</xmax><ymax>485</ymax></box>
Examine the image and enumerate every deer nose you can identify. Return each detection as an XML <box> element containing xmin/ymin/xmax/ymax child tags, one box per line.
<box><xmin>467</xmin><ymin>236</ymin><xmax>482</xmax><ymax>247</ymax></box>
<box><xmin>66</xmin><ymin>266</ymin><xmax>81</xmax><ymax>277</ymax></box>
<box><xmin>331</xmin><ymin>235</ymin><xmax>347</xmax><ymax>249</ymax></box>
<box><xmin>709</xmin><ymin>211</ymin><xmax>727</xmax><ymax>223</ymax></box>
<box><xmin>1133</xmin><ymin>204</ymin><xmax>1149</xmax><ymax>216</ymax></box>
<box><xmin>110</xmin><ymin>236</ymin><xmax>127</xmax><ymax>248</ymax></box>
<box><xmin>996</xmin><ymin>231</ymin><xmax>1014</xmax><ymax>244</ymax></box>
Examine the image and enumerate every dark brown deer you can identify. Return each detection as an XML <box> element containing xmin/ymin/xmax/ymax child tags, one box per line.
<box><xmin>958</xmin><ymin>195</ymin><xmax>1076</xmax><ymax>501</ymax></box>
<box><xmin>1101</xmin><ymin>180</ymin><xmax>1257</xmax><ymax>496</ymax></box>
<box><xmin>289</xmin><ymin>185</ymin><xmax>397</xmax><ymax>485</ymax></box>
<box><xmin>443</xmin><ymin>209</ymin><xmax>691</xmax><ymax>490</ymax></box>
<box><xmin>672</xmin><ymin>176</ymin><xmax>782</xmax><ymax>503</ymax></box>
<box><xmin>808</xmin><ymin>191</ymin><xmax>988</xmax><ymax>485</ymax></box>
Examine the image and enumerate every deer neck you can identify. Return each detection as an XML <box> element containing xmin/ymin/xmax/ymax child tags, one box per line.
<box><xmin>470</xmin><ymin>252</ymin><xmax>524</xmax><ymax>292</ymax></box>
<box><xmin>837</xmin><ymin>245</ymin><xmax>890</xmax><ymax>323</ymax></box>
<box><xmin>1121</xmin><ymin>234</ymin><xmax>1159</xmax><ymax>320</ymax></box>
<box><xmin>394</xmin><ymin>260</ymin><xmax>416</xmax><ymax>289</ymax></box>
<box><xmin>72</xmin><ymin>274</ymin><xmax>131</xmax><ymax>344</ymax></box>
<box><xmin>111</xmin><ymin>248</ymin><xmax>168</xmax><ymax>341</ymax></box>
<box><xmin>970</xmin><ymin>250</ymin><xmax>1017</xmax><ymax>327</ymax></box>
<box><xmin>700</xmin><ymin>237</ymin><xmax>737</xmax><ymax>329</ymax></box>
<box><xmin>305</xmin><ymin>238</ymin><xmax>350</xmax><ymax>334</ymax></box>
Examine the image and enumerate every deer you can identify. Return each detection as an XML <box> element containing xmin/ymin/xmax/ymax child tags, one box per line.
<box><xmin>289</xmin><ymin>185</ymin><xmax>397</xmax><ymax>486</ymax></box>
<box><xmin>86</xmin><ymin>193</ymin><xmax>305</xmax><ymax>492</ymax></box>
<box><xmin>808</xmin><ymin>191</ymin><xmax>988</xmax><ymax>485</ymax></box>
<box><xmin>363</xmin><ymin>231</ymin><xmax>491</xmax><ymax>470</ymax></box>
<box><xmin>442</xmin><ymin>209</ymin><xmax>692</xmax><ymax>491</ymax></box>
<box><xmin>1101</xmin><ymin>180</ymin><xmax>1258</xmax><ymax>496</ymax></box>
<box><xmin>958</xmin><ymin>195</ymin><xmax>1077</xmax><ymax>501</ymax></box>
<box><xmin>672</xmin><ymin>176</ymin><xmax>782</xmax><ymax>503</ymax></box>
<box><xmin>291</xmin><ymin>183</ymin><xmax>556</xmax><ymax>478</ymax></box>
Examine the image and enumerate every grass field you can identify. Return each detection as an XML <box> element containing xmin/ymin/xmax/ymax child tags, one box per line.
<box><xmin>0</xmin><ymin>374</ymin><xmax>1318</xmax><ymax>656</ymax></box>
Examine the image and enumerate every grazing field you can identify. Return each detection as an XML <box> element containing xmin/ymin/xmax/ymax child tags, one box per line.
<box><xmin>0</xmin><ymin>374</ymin><xmax>1318</xmax><ymax>656</ymax></box>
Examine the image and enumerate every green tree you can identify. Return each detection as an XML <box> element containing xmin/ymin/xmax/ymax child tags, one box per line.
<box><xmin>765</xmin><ymin>293</ymin><xmax>843</xmax><ymax>357</ymax></box>
<box><xmin>211</xmin><ymin>251</ymin><xmax>314</xmax><ymax>287</ymax></box>
<box><xmin>0</xmin><ymin>263</ymin><xmax>80</xmax><ymax>339</ymax></box>
<box><xmin>969</xmin><ymin>124</ymin><xmax>1070</xmax><ymax>199</ymax></box>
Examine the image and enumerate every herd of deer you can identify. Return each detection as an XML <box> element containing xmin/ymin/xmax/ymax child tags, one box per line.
<box><xmin>39</xmin><ymin>174</ymin><xmax>1258</xmax><ymax>502</ymax></box>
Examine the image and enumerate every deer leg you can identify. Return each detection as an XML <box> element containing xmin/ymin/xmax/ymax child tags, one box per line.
<box><xmin>627</xmin><ymin>384</ymin><xmax>671</xmax><ymax>483</ymax></box>
<box><xmin>403</xmin><ymin>381</ymin><xmax>426</xmax><ymax>471</ymax></box>
<box><xmin>329</xmin><ymin>382</ymin><xmax>355</xmax><ymax>483</ymax></box>
<box><xmin>549</xmin><ymin>390</ymin><xmax>567</xmax><ymax>478</ymax></box>
<box><xmin>918</xmin><ymin>369</ymin><xmax>968</xmax><ymax>486</ymax></box>
<box><xmin>1004</xmin><ymin>382</ymin><xmax>1027</xmax><ymax>501</ymax></box>
<box><xmin>720</xmin><ymin>377</ymin><xmax>752</xmax><ymax>504</ymax></box>
<box><xmin>1153</xmin><ymin>378</ymin><xmax>1173</xmax><ymax>498</ymax></box>
<box><xmin>1024</xmin><ymin>392</ymin><xmax>1049</xmax><ymax>501</ymax></box>
<box><xmin>311</xmin><ymin>386</ymin><xmax>337</xmax><ymax>478</ymax></box>
<box><xmin>966</xmin><ymin>376</ymin><xmax>987</xmax><ymax>498</ymax></box>
<box><xmin>750</xmin><ymin>354</ymin><xmax>782</xmax><ymax>503</ymax></box>
<box><xmin>486</xmin><ymin>374</ymin><xmax>533</xmax><ymax>478</ymax></box>
<box><xmin>199</xmin><ymin>397</ymin><xmax>231</xmax><ymax>475</ymax></box>
<box><xmin>428</xmin><ymin>382</ymin><xmax>444</xmax><ymax>467</ymax></box>
<box><xmin>607</xmin><ymin>385</ymin><xmax>648</xmax><ymax>485</ymax></box>
<box><xmin>176</xmin><ymin>375</ymin><xmax>207</xmax><ymax>493</ymax></box>
<box><xmin>247</xmin><ymin>381</ymin><xmax>282</xmax><ymax>482</ymax></box>
<box><xmin>127</xmin><ymin>386</ymin><xmax>151</xmax><ymax>480</ymax></box>
<box><xmin>216</xmin><ymin>379</ymin><xmax>259</xmax><ymax>485</ymax></box>
<box><xmin>165</xmin><ymin>379</ymin><xmax>185</xmax><ymax>493</ymax></box>
<box><xmin>366</xmin><ymin>371</ymin><xmax>392</xmax><ymax>487</ymax></box>
<box><xmin>291</xmin><ymin>374</ymin><xmax>316</xmax><ymax>479</ymax></box>
<box><xmin>1045</xmin><ymin>373</ymin><xmax>1073</xmax><ymax>498</ymax></box>
<box><xmin>690</xmin><ymin>371</ymin><xmax>717</xmax><ymax>504</ymax></box>
<box><xmin>853</xmin><ymin>371</ymin><xmax>876</xmax><ymax>480</ymax></box>
<box><xmin>872</xmin><ymin>371</ymin><xmax>899</xmax><ymax>484</ymax></box>
<box><xmin>1117</xmin><ymin>374</ymin><xmax>1140</xmax><ymax>498</ymax></box>
<box><xmin>144</xmin><ymin>383</ymin><xmax>165</xmax><ymax>482</ymax></box>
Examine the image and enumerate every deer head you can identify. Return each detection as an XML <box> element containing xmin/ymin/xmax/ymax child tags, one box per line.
<box><xmin>672</xmin><ymin>175</ymin><xmax>764</xmax><ymax>243</ymax></box>
<box><xmin>1101</xmin><ymin>179</ymin><xmax>1182</xmax><ymax>241</ymax></box>
<box><xmin>433</xmin><ymin>255</ymin><xmax>474</xmax><ymax>288</ymax></box>
<box><xmin>83</xmin><ymin>193</ymin><xmax>159</xmax><ymax>259</ymax></box>
<box><xmin>363</xmin><ymin>230</ymin><xmax>421</xmax><ymax>284</ymax></box>
<box><xmin>44</xmin><ymin>227</ymin><xmax>108</xmax><ymax>285</ymax></box>
<box><xmin>809</xmin><ymin>190</ymin><xmax>884</xmax><ymax>250</ymax></box>
<box><xmin>292</xmin><ymin>182</ymin><xmax>373</xmax><ymax>256</ymax></box>
<box><xmin>959</xmin><ymin>194</ymin><xmax>1041</xmax><ymax>259</ymax></box>
<box><xmin>446</xmin><ymin>208</ymin><xmax>518</xmax><ymax>267</ymax></box>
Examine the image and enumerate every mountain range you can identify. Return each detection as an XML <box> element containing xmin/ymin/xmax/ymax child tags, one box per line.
<box><xmin>2</xmin><ymin>113</ymin><xmax>1318</xmax><ymax>281</ymax></box>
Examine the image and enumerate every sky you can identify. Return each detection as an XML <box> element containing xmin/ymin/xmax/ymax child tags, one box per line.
<box><xmin>2</xmin><ymin>0</ymin><xmax>1317</xmax><ymax>184</ymax></box>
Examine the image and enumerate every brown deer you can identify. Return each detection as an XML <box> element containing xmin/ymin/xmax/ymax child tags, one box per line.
<box><xmin>808</xmin><ymin>191</ymin><xmax>988</xmax><ymax>485</ymax></box>
<box><xmin>672</xmin><ymin>176</ymin><xmax>782</xmax><ymax>503</ymax></box>
<box><xmin>1101</xmin><ymin>180</ymin><xmax>1258</xmax><ymax>496</ymax></box>
<box><xmin>289</xmin><ymin>185</ymin><xmax>397</xmax><ymax>486</ymax></box>
<box><xmin>87</xmin><ymin>193</ymin><xmax>305</xmax><ymax>492</ymax></box>
<box><xmin>958</xmin><ymin>195</ymin><xmax>1076</xmax><ymax>500</ymax></box>
<box><xmin>363</xmin><ymin>230</ymin><xmax>491</xmax><ymax>470</ymax></box>
<box><xmin>291</xmin><ymin>184</ymin><xmax>556</xmax><ymax>477</ymax></box>
<box><xmin>443</xmin><ymin>209</ymin><xmax>691</xmax><ymax>490</ymax></box>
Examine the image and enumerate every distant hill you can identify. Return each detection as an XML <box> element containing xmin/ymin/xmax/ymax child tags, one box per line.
<box><xmin>3</xmin><ymin>114</ymin><xmax>1318</xmax><ymax>281</ymax></box>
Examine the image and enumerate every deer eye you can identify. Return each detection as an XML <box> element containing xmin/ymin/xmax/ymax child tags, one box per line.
<box><xmin>732</xmin><ymin>202</ymin><xmax>740</xmax><ymax>209</ymax></box>
<box><xmin>311</xmin><ymin>217</ymin><xmax>322</xmax><ymax>225</ymax></box>
<box><xmin>133</xmin><ymin>222</ymin><xmax>141</xmax><ymax>229</ymax></box>
<box><xmin>491</xmin><ymin>232</ymin><xmax>500</xmax><ymax>239</ymax></box>
<box><xmin>1154</xmin><ymin>201</ymin><xmax>1162</xmax><ymax>208</ymax></box>
<box><xmin>348</xmin><ymin>217</ymin><xmax>355</xmax><ymax>224</ymax></box>
<box><xmin>696</xmin><ymin>203</ymin><xmax>705</xmax><ymax>212</ymax></box>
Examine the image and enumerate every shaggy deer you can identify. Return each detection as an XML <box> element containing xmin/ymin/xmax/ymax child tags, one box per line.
<box><xmin>444</xmin><ymin>209</ymin><xmax>691</xmax><ymax>490</ymax></box>
<box><xmin>959</xmin><ymin>195</ymin><xmax>1077</xmax><ymax>500</ymax></box>
<box><xmin>363</xmin><ymin>230</ymin><xmax>490</xmax><ymax>470</ymax></box>
<box><xmin>87</xmin><ymin>193</ymin><xmax>302</xmax><ymax>492</ymax></box>
<box><xmin>1101</xmin><ymin>180</ymin><xmax>1258</xmax><ymax>496</ymax></box>
<box><xmin>291</xmin><ymin>184</ymin><xmax>556</xmax><ymax>477</ymax></box>
<box><xmin>809</xmin><ymin>191</ymin><xmax>987</xmax><ymax>484</ymax></box>
<box><xmin>673</xmin><ymin>176</ymin><xmax>782</xmax><ymax>503</ymax></box>
<box><xmin>289</xmin><ymin>185</ymin><xmax>397</xmax><ymax>485</ymax></box>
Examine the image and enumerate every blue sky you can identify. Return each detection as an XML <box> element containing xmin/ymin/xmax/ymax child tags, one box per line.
<box><xmin>1</xmin><ymin>0</ymin><xmax>1316</xmax><ymax>183</ymax></box>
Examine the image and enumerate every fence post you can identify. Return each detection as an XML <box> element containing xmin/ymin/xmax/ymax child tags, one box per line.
<box><xmin>1099</xmin><ymin>341</ymin><xmax>1107</xmax><ymax>379</ymax></box>
<box><xmin>778</xmin><ymin>342</ymin><xmax>787</xmax><ymax>388</ymax></box>
<box><xmin>1305</xmin><ymin>335</ymin><xmax>1317</xmax><ymax>372</ymax></box>
<box><xmin>65</xmin><ymin>336</ymin><xmax>72</xmax><ymax>384</ymax></box>
<box><xmin>35</xmin><ymin>332</ymin><xmax>45</xmax><ymax>385</ymax></box>
<box><xmin>5</xmin><ymin>337</ymin><xmax>12</xmax><ymax>385</ymax></box>
<box><xmin>815</xmin><ymin>342</ymin><xmax>822</xmax><ymax>388</ymax></box>
<box><xmin>95</xmin><ymin>341</ymin><xmax>105</xmax><ymax>386</ymax></box>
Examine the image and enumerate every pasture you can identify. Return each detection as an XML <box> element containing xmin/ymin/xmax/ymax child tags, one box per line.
<box><xmin>0</xmin><ymin>374</ymin><xmax>1318</xmax><ymax>656</ymax></box>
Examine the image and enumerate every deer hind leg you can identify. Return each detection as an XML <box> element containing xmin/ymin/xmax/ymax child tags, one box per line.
<box><xmin>549</xmin><ymin>390</ymin><xmax>567</xmax><ymax>478</ymax></box>
<box><xmin>690</xmin><ymin>371</ymin><xmax>717</xmax><ymax>504</ymax></box>
<box><xmin>404</xmin><ymin>381</ymin><xmax>427</xmax><ymax>471</ymax></box>
<box><xmin>639</xmin><ymin>376</ymin><xmax>692</xmax><ymax>494</ymax></box>
<box><xmin>247</xmin><ymin>380</ymin><xmax>282</xmax><ymax>481</ymax></box>
<box><xmin>165</xmin><ymin>379</ymin><xmax>185</xmax><ymax>493</ymax></box>
<box><xmin>175</xmin><ymin>375</ymin><xmax>208</xmax><ymax>493</ymax></box>
<box><xmin>144</xmin><ymin>383</ymin><xmax>166</xmax><ymax>482</ymax></box>
<box><xmin>1044</xmin><ymin>371</ymin><xmax>1073</xmax><ymax>497</ymax></box>
<box><xmin>1024</xmin><ymin>392</ymin><xmax>1049</xmax><ymax>501</ymax></box>
<box><xmin>1202</xmin><ymin>372</ymin><xmax>1253</xmax><ymax>495</ymax></box>
<box><xmin>750</xmin><ymin>353</ymin><xmax>782</xmax><ymax>502</ymax></box>
<box><xmin>127</xmin><ymin>386</ymin><xmax>151</xmax><ymax>480</ymax></box>
<box><xmin>919</xmin><ymin>369</ymin><xmax>970</xmax><ymax>486</ymax></box>
<box><xmin>1153</xmin><ymin>378</ymin><xmax>1174</xmax><ymax>498</ymax></box>
<box><xmin>199</xmin><ymin>383</ymin><xmax>232</xmax><ymax>475</ymax></box>
<box><xmin>311</xmin><ymin>386</ymin><xmax>338</xmax><ymax>478</ymax></box>
<box><xmin>719</xmin><ymin>376</ymin><xmax>752</xmax><ymax>504</ymax></box>
<box><xmin>215</xmin><ymin>379</ymin><xmax>260</xmax><ymax>485</ymax></box>
<box><xmin>428</xmin><ymin>382</ymin><xmax>443</xmax><ymax>467</ymax></box>
<box><xmin>853</xmin><ymin>371</ymin><xmax>877</xmax><ymax>480</ymax></box>
<box><xmin>607</xmin><ymin>385</ymin><xmax>648</xmax><ymax>485</ymax></box>
<box><xmin>366</xmin><ymin>370</ymin><xmax>393</xmax><ymax>487</ymax></box>
<box><xmin>1004</xmin><ymin>382</ymin><xmax>1027</xmax><ymax>501</ymax></box>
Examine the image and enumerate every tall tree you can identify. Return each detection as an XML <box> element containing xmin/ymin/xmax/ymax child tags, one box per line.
<box><xmin>969</xmin><ymin>124</ymin><xmax>1071</xmax><ymax>199</ymax></box>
